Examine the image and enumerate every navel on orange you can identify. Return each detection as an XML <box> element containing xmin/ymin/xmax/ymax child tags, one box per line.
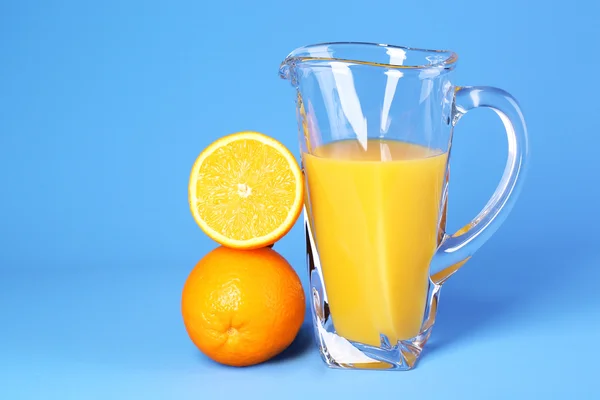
<box><xmin>188</xmin><ymin>132</ymin><xmax>303</xmax><ymax>249</ymax></box>
<box><xmin>181</xmin><ymin>246</ymin><xmax>306</xmax><ymax>367</ymax></box>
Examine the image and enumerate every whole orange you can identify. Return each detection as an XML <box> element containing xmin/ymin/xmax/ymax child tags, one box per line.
<box><xmin>181</xmin><ymin>246</ymin><xmax>306</xmax><ymax>367</ymax></box>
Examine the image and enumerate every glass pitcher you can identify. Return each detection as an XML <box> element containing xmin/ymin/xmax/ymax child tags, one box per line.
<box><xmin>279</xmin><ymin>42</ymin><xmax>528</xmax><ymax>370</ymax></box>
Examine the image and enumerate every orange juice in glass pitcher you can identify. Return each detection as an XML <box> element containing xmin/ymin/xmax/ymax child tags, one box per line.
<box><xmin>279</xmin><ymin>42</ymin><xmax>528</xmax><ymax>370</ymax></box>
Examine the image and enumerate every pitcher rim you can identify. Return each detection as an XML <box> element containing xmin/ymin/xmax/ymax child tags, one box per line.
<box><xmin>281</xmin><ymin>41</ymin><xmax>458</xmax><ymax>71</ymax></box>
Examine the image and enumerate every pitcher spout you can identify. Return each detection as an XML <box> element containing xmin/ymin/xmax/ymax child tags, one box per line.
<box><xmin>279</xmin><ymin>54</ymin><xmax>304</xmax><ymax>87</ymax></box>
<box><xmin>278</xmin><ymin>59</ymin><xmax>291</xmax><ymax>81</ymax></box>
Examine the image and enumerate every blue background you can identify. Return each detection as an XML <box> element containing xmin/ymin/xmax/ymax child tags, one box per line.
<box><xmin>1</xmin><ymin>0</ymin><xmax>598</xmax><ymax>398</ymax></box>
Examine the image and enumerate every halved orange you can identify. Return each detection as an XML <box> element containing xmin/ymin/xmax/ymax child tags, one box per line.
<box><xmin>188</xmin><ymin>131</ymin><xmax>303</xmax><ymax>249</ymax></box>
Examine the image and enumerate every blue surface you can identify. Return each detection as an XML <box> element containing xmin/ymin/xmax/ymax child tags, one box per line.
<box><xmin>1</xmin><ymin>0</ymin><xmax>598</xmax><ymax>398</ymax></box>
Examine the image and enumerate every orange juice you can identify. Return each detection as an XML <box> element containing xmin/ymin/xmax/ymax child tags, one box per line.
<box><xmin>303</xmin><ymin>139</ymin><xmax>448</xmax><ymax>346</ymax></box>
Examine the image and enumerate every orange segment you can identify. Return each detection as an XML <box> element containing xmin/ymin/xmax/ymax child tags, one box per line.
<box><xmin>188</xmin><ymin>131</ymin><xmax>303</xmax><ymax>249</ymax></box>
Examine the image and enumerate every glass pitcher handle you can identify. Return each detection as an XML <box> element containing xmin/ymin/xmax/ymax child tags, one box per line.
<box><xmin>431</xmin><ymin>86</ymin><xmax>529</xmax><ymax>284</ymax></box>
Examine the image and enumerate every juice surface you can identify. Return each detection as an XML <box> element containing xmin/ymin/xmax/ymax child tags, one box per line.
<box><xmin>303</xmin><ymin>139</ymin><xmax>448</xmax><ymax>346</ymax></box>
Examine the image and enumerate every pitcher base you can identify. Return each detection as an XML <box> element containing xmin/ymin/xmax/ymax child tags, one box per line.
<box><xmin>313</xmin><ymin>319</ymin><xmax>433</xmax><ymax>370</ymax></box>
